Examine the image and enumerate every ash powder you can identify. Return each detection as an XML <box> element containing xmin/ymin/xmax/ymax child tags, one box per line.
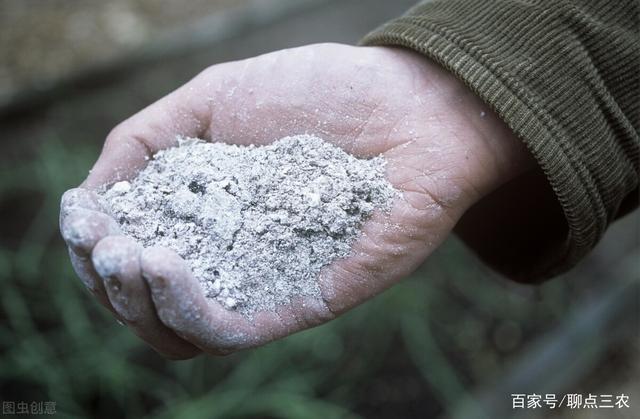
<box><xmin>98</xmin><ymin>135</ymin><xmax>396</xmax><ymax>315</ymax></box>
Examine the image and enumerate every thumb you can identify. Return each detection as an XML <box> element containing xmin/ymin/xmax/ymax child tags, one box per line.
<box><xmin>83</xmin><ymin>70</ymin><xmax>215</xmax><ymax>189</ymax></box>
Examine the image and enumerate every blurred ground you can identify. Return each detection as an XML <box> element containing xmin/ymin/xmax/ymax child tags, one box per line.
<box><xmin>0</xmin><ymin>1</ymin><xmax>638</xmax><ymax>418</ymax></box>
<box><xmin>0</xmin><ymin>0</ymin><xmax>246</xmax><ymax>101</ymax></box>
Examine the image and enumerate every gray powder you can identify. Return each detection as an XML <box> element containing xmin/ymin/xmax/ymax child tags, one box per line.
<box><xmin>98</xmin><ymin>134</ymin><xmax>396</xmax><ymax>315</ymax></box>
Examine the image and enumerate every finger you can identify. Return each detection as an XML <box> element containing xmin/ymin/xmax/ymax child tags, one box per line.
<box><xmin>60</xmin><ymin>188</ymin><xmax>105</xmax><ymax>219</ymax></box>
<box><xmin>68</xmin><ymin>248</ymin><xmax>122</xmax><ymax>319</ymax></box>
<box><xmin>140</xmin><ymin>246</ymin><xmax>284</xmax><ymax>354</ymax></box>
<box><xmin>60</xmin><ymin>189</ymin><xmax>123</xmax><ymax>316</ymax></box>
<box><xmin>60</xmin><ymin>188</ymin><xmax>119</xmax><ymax>256</ymax></box>
<box><xmin>92</xmin><ymin>236</ymin><xmax>201</xmax><ymax>359</ymax></box>
<box><xmin>61</xmin><ymin>208</ymin><xmax>121</xmax><ymax>257</ymax></box>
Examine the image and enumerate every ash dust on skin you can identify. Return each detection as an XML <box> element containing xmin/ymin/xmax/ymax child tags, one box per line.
<box><xmin>98</xmin><ymin>134</ymin><xmax>397</xmax><ymax>315</ymax></box>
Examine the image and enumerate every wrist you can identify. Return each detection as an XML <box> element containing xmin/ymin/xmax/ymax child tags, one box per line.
<box><xmin>378</xmin><ymin>46</ymin><xmax>535</xmax><ymax>206</ymax></box>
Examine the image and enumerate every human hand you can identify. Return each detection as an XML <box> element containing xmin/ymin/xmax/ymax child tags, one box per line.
<box><xmin>60</xmin><ymin>43</ymin><xmax>532</xmax><ymax>359</ymax></box>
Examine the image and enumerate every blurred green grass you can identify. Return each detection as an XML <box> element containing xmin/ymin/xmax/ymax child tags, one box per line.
<box><xmin>0</xmin><ymin>133</ymin><xmax>579</xmax><ymax>418</ymax></box>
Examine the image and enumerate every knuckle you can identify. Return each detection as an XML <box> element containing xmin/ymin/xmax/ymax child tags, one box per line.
<box><xmin>104</xmin><ymin>123</ymin><xmax>154</xmax><ymax>159</ymax></box>
<box><xmin>104</xmin><ymin>122</ymin><xmax>130</xmax><ymax>147</ymax></box>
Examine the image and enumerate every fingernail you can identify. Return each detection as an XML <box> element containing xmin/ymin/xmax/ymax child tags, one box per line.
<box><xmin>60</xmin><ymin>188</ymin><xmax>103</xmax><ymax>214</ymax></box>
<box><xmin>62</xmin><ymin>214</ymin><xmax>95</xmax><ymax>250</ymax></box>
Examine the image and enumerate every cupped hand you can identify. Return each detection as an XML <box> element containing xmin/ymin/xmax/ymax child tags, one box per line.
<box><xmin>60</xmin><ymin>43</ymin><xmax>531</xmax><ymax>359</ymax></box>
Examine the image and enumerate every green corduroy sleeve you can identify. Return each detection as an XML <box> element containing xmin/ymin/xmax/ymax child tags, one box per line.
<box><xmin>362</xmin><ymin>0</ymin><xmax>640</xmax><ymax>282</ymax></box>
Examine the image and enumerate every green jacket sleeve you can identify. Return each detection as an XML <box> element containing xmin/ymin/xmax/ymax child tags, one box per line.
<box><xmin>362</xmin><ymin>0</ymin><xmax>639</xmax><ymax>282</ymax></box>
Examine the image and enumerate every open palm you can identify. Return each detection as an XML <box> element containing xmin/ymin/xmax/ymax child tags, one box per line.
<box><xmin>60</xmin><ymin>43</ymin><xmax>528</xmax><ymax>358</ymax></box>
